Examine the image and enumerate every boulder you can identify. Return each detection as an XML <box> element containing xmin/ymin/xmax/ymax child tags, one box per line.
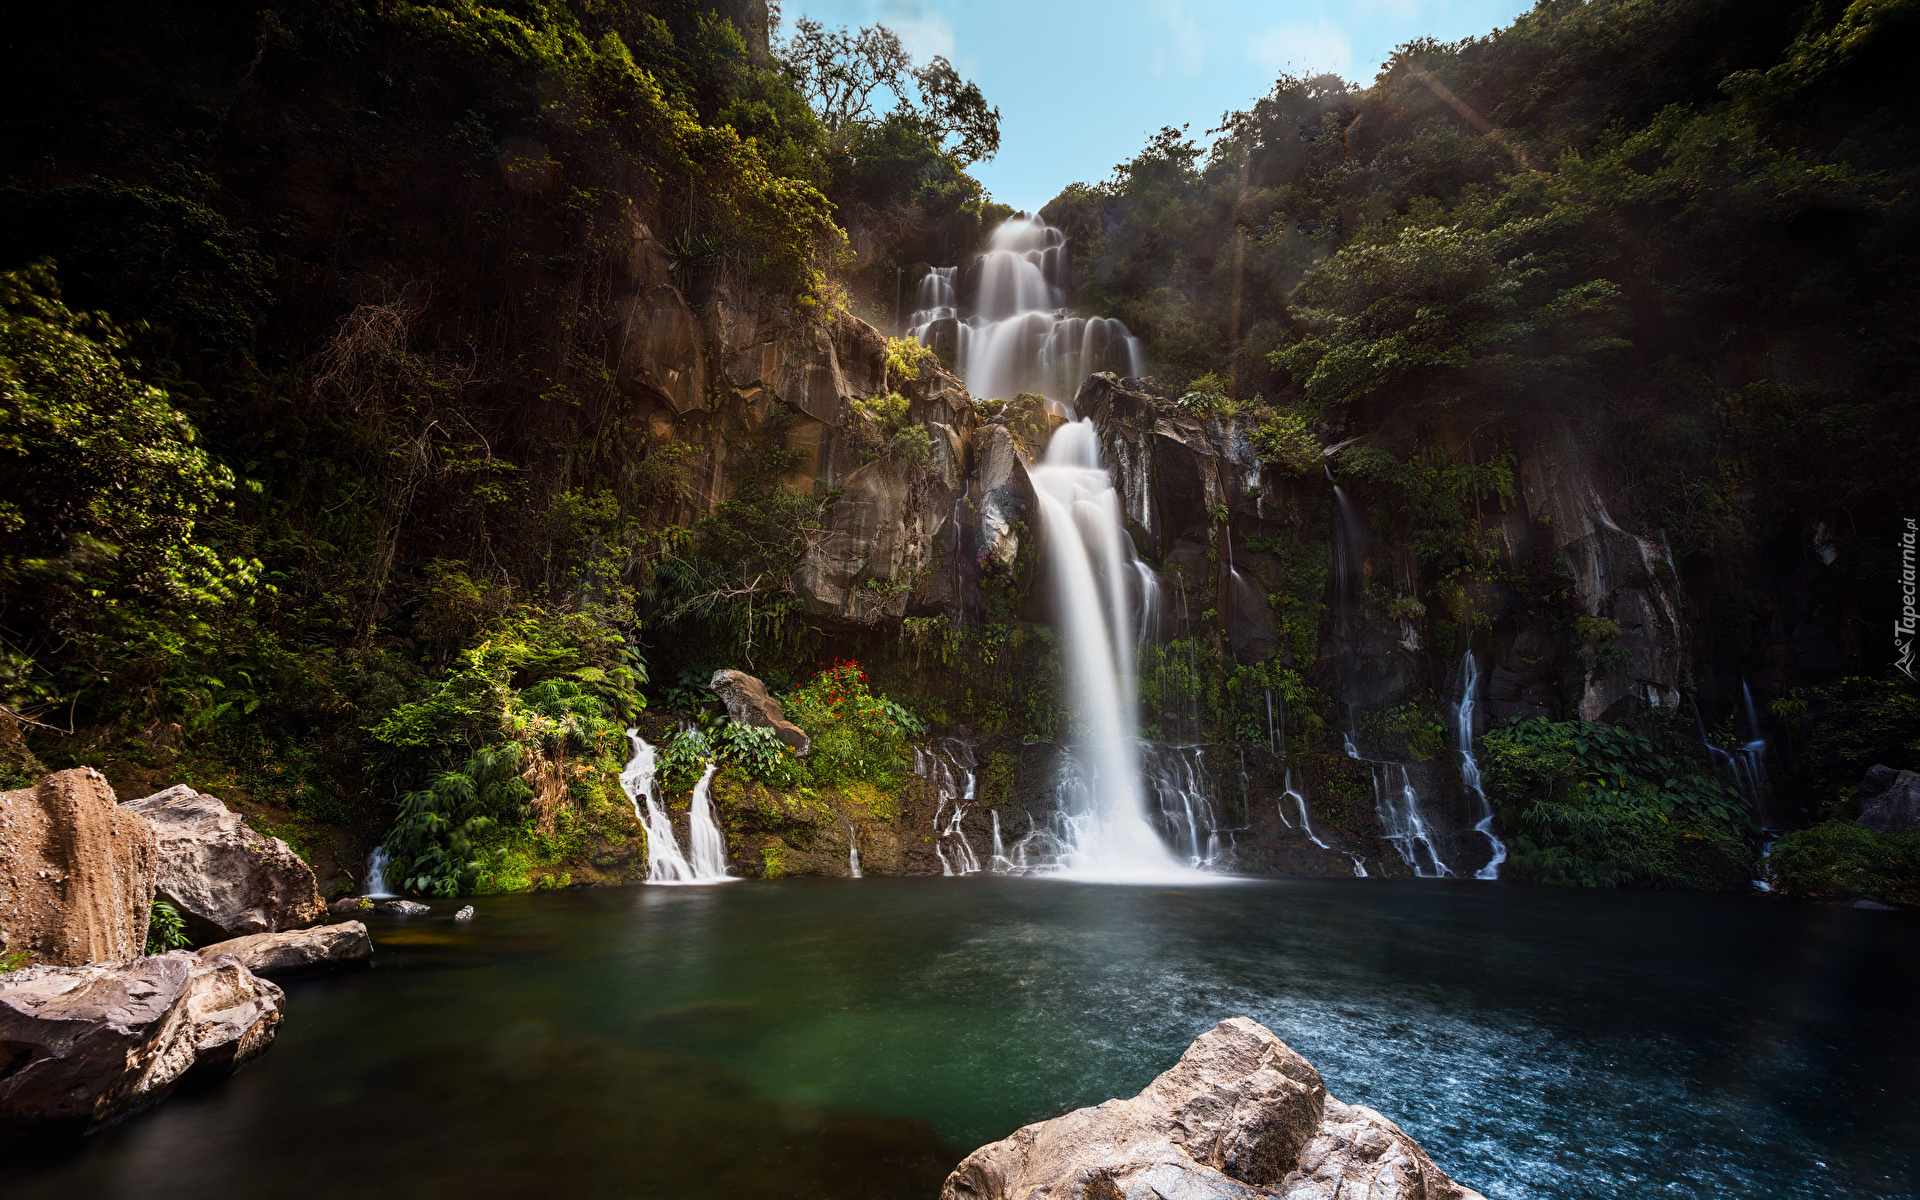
<box><xmin>0</xmin><ymin>768</ymin><xmax>157</xmax><ymax>968</ymax></box>
<box><xmin>123</xmin><ymin>785</ymin><xmax>327</xmax><ymax>943</ymax></box>
<box><xmin>193</xmin><ymin>921</ymin><xmax>372</xmax><ymax>977</ymax></box>
<box><xmin>379</xmin><ymin>899</ymin><xmax>430</xmax><ymax>916</ymax></box>
<box><xmin>940</xmin><ymin>1018</ymin><xmax>1483</xmax><ymax>1200</ymax></box>
<box><xmin>1857</xmin><ymin>765</ymin><xmax>1920</xmax><ymax>835</ymax></box>
<box><xmin>709</xmin><ymin>669</ymin><xmax>811</xmax><ymax>755</ymax></box>
<box><xmin>0</xmin><ymin>950</ymin><xmax>283</xmax><ymax>1135</ymax></box>
<box><xmin>330</xmin><ymin>895</ymin><xmax>376</xmax><ymax>916</ymax></box>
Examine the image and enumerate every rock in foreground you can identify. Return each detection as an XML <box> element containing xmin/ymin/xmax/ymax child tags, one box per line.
<box><xmin>124</xmin><ymin>785</ymin><xmax>327</xmax><ymax>942</ymax></box>
<box><xmin>194</xmin><ymin>921</ymin><xmax>372</xmax><ymax>977</ymax></box>
<box><xmin>941</xmin><ymin>1018</ymin><xmax>1483</xmax><ymax>1200</ymax></box>
<box><xmin>0</xmin><ymin>768</ymin><xmax>158</xmax><ymax>968</ymax></box>
<box><xmin>0</xmin><ymin>951</ymin><xmax>283</xmax><ymax>1135</ymax></box>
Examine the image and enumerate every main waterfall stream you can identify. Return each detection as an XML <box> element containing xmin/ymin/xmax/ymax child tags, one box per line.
<box><xmin>10</xmin><ymin>882</ymin><xmax>1913</xmax><ymax>1200</ymax></box>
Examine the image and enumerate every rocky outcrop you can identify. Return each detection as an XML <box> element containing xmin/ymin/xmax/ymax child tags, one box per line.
<box><xmin>194</xmin><ymin>921</ymin><xmax>372</xmax><ymax>977</ymax></box>
<box><xmin>1857</xmin><ymin>765</ymin><xmax>1920</xmax><ymax>834</ymax></box>
<box><xmin>0</xmin><ymin>769</ymin><xmax>157</xmax><ymax>968</ymax></box>
<box><xmin>709</xmin><ymin>670</ymin><xmax>811</xmax><ymax>754</ymax></box>
<box><xmin>940</xmin><ymin>1018</ymin><xmax>1483</xmax><ymax>1200</ymax></box>
<box><xmin>0</xmin><ymin>950</ymin><xmax>283</xmax><ymax>1135</ymax></box>
<box><xmin>123</xmin><ymin>786</ymin><xmax>326</xmax><ymax>943</ymax></box>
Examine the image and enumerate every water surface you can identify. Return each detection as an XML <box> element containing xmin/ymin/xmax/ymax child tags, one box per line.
<box><xmin>7</xmin><ymin>878</ymin><xmax>1916</xmax><ymax>1199</ymax></box>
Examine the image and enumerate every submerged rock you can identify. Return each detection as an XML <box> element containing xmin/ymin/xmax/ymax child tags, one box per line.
<box><xmin>123</xmin><ymin>785</ymin><xmax>327</xmax><ymax>943</ymax></box>
<box><xmin>454</xmin><ymin>905</ymin><xmax>475</xmax><ymax>921</ymax></box>
<box><xmin>195</xmin><ymin>921</ymin><xmax>373</xmax><ymax>977</ymax></box>
<box><xmin>0</xmin><ymin>950</ymin><xmax>283</xmax><ymax>1135</ymax></box>
<box><xmin>940</xmin><ymin>1017</ymin><xmax>1483</xmax><ymax>1200</ymax></box>
<box><xmin>379</xmin><ymin>900</ymin><xmax>429</xmax><ymax>916</ymax></box>
<box><xmin>709</xmin><ymin>669</ymin><xmax>811</xmax><ymax>755</ymax></box>
<box><xmin>1856</xmin><ymin>765</ymin><xmax>1920</xmax><ymax>835</ymax></box>
<box><xmin>0</xmin><ymin>769</ymin><xmax>158</xmax><ymax>968</ymax></box>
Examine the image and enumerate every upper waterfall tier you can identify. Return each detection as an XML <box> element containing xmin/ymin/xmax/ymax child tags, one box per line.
<box><xmin>908</xmin><ymin>214</ymin><xmax>1143</xmax><ymax>405</ymax></box>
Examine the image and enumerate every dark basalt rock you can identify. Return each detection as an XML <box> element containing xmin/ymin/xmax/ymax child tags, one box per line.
<box><xmin>1857</xmin><ymin>765</ymin><xmax>1920</xmax><ymax>835</ymax></box>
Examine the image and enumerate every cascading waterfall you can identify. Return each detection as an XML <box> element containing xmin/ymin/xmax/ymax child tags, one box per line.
<box><xmin>846</xmin><ymin>824</ymin><xmax>862</xmax><ymax>879</ymax></box>
<box><xmin>908</xmin><ymin>215</ymin><xmax>1142</xmax><ymax>404</ymax></box>
<box><xmin>1456</xmin><ymin>652</ymin><xmax>1508</xmax><ymax>880</ymax></box>
<box><xmin>619</xmin><ymin>729</ymin><xmax>732</xmax><ymax>884</ymax></box>
<box><xmin>363</xmin><ymin>845</ymin><xmax>396</xmax><ymax>898</ymax></box>
<box><xmin>1029</xmin><ymin>421</ymin><xmax>1194</xmax><ymax>880</ymax></box>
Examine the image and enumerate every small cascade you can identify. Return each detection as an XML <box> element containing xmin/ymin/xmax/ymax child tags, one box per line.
<box><xmin>1456</xmin><ymin>652</ymin><xmax>1508</xmax><ymax>880</ymax></box>
<box><xmin>990</xmin><ymin>810</ymin><xmax>1015</xmax><ymax>872</ymax></box>
<box><xmin>909</xmin><ymin>216</ymin><xmax>1142</xmax><ymax>405</ymax></box>
<box><xmin>363</xmin><ymin>845</ymin><xmax>396</xmax><ymax>898</ymax></box>
<box><xmin>620</xmin><ymin>730</ymin><xmax>732</xmax><ymax>884</ymax></box>
<box><xmin>1140</xmin><ymin>743</ymin><xmax>1229</xmax><ymax>869</ymax></box>
<box><xmin>846</xmin><ymin>824</ymin><xmax>862</xmax><ymax>879</ymax></box>
<box><xmin>1281</xmin><ymin>769</ymin><xmax>1332</xmax><ymax>851</ymax></box>
<box><xmin>1735</xmin><ymin>680</ymin><xmax>1774</xmax><ymax>824</ymax></box>
<box><xmin>1327</xmin><ymin>474</ymin><xmax>1453</xmax><ymax>878</ymax></box>
<box><xmin>916</xmin><ymin>740</ymin><xmax>992</xmax><ymax>876</ymax></box>
<box><xmin>685</xmin><ymin>763</ymin><xmax>732</xmax><ymax>880</ymax></box>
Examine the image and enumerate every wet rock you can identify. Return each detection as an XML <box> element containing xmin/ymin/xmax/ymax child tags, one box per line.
<box><xmin>124</xmin><ymin>786</ymin><xmax>327</xmax><ymax>943</ymax></box>
<box><xmin>968</xmin><ymin>424</ymin><xmax>1037</xmax><ymax>573</ymax></box>
<box><xmin>709</xmin><ymin>669</ymin><xmax>811</xmax><ymax>755</ymax></box>
<box><xmin>792</xmin><ymin>452</ymin><xmax>953</xmax><ymax>628</ymax></box>
<box><xmin>0</xmin><ymin>769</ymin><xmax>157</xmax><ymax>968</ymax></box>
<box><xmin>379</xmin><ymin>900</ymin><xmax>430</xmax><ymax>916</ymax></box>
<box><xmin>1857</xmin><ymin>765</ymin><xmax>1920</xmax><ymax>835</ymax></box>
<box><xmin>330</xmin><ymin>895</ymin><xmax>375</xmax><ymax>916</ymax></box>
<box><xmin>454</xmin><ymin>905</ymin><xmax>475</xmax><ymax>921</ymax></box>
<box><xmin>194</xmin><ymin>921</ymin><xmax>372</xmax><ymax>977</ymax></box>
<box><xmin>940</xmin><ymin>1017</ymin><xmax>1482</xmax><ymax>1200</ymax></box>
<box><xmin>0</xmin><ymin>950</ymin><xmax>283</xmax><ymax>1135</ymax></box>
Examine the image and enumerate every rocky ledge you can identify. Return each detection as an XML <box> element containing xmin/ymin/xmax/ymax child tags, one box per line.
<box><xmin>0</xmin><ymin>951</ymin><xmax>283</xmax><ymax>1136</ymax></box>
<box><xmin>194</xmin><ymin>922</ymin><xmax>373</xmax><ymax>978</ymax></box>
<box><xmin>941</xmin><ymin>1018</ymin><xmax>1483</xmax><ymax>1200</ymax></box>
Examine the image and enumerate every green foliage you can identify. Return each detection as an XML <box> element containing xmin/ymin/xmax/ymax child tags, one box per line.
<box><xmin>1766</xmin><ymin>820</ymin><xmax>1920</xmax><ymax>907</ymax></box>
<box><xmin>0</xmin><ymin>949</ymin><xmax>29</xmax><ymax>973</ymax></box>
<box><xmin>385</xmin><ymin>743</ymin><xmax>533</xmax><ymax>897</ymax></box>
<box><xmin>780</xmin><ymin>660</ymin><xmax>915</xmax><ymax>789</ymax></box>
<box><xmin>715</xmin><ymin>720</ymin><xmax>801</xmax><ymax>789</ymax></box>
<box><xmin>143</xmin><ymin>899</ymin><xmax>191</xmax><ymax>954</ymax></box>
<box><xmin>1774</xmin><ymin>676</ymin><xmax>1920</xmax><ymax>818</ymax></box>
<box><xmin>0</xmin><ymin>264</ymin><xmax>255</xmax><ymax>710</ymax></box>
<box><xmin>1358</xmin><ymin>701</ymin><xmax>1448</xmax><ymax>761</ymax></box>
<box><xmin>657</xmin><ymin>727</ymin><xmax>715</xmax><ymax>795</ymax></box>
<box><xmin>1481</xmin><ymin>717</ymin><xmax>1754</xmax><ymax>890</ymax></box>
<box><xmin>1252</xmin><ymin>408</ymin><xmax>1321</xmax><ymax>476</ymax></box>
<box><xmin>885</xmin><ymin>336</ymin><xmax>938</xmax><ymax>382</ymax></box>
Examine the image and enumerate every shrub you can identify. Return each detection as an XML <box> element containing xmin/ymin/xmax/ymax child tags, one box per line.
<box><xmin>143</xmin><ymin>899</ymin><xmax>191</xmax><ymax>954</ymax></box>
<box><xmin>1767</xmin><ymin>821</ymin><xmax>1920</xmax><ymax>906</ymax></box>
<box><xmin>384</xmin><ymin>743</ymin><xmax>533</xmax><ymax>896</ymax></box>
<box><xmin>780</xmin><ymin>660</ymin><xmax>918</xmax><ymax>788</ymax></box>
<box><xmin>1480</xmin><ymin>717</ymin><xmax>1754</xmax><ymax>890</ymax></box>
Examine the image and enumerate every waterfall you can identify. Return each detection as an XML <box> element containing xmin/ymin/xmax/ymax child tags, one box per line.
<box><xmin>1281</xmin><ymin>769</ymin><xmax>1332</xmax><ymax>850</ymax></box>
<box><xmin>1031</xmin><ymin>422</ymin><xmax>1193</xmax><ymax>880</ymax></box>
<box><xmin>1328</xmin><ymin>472</ymin><xmax>1453</xmax><ymax>878</ymax></box>
<box><xmin>363</xmin><ymin>845</ymin><xmax>396</xmax><ymax>898</ymax></box>
<box><xmin>908</xmin><ymin>215</ymin><xmax>1141</xmax><ymax>404</ymax></box>
<box><xmin>1457</xmin><ymin>652</ymin><xmax>1508</xmax><ymax>880</ymax></box>
<box><xmin>846</xmin><ymin>823</ymin><xmax>862</xmax><ymax>879</ymax></box>
<box><xmin>620</xmin><ymin>730</ymin><xmax>732</xmax><ymax>885</ymax></box>
<box><xmin>685</xmin><ymin>763</ymin><xmax>732</xmax><ymax>881</ymax></box>
<box><xmin>990</xmin><ymin>810</ymin><xmax>1014</xmax><ymax>872</ymax></box>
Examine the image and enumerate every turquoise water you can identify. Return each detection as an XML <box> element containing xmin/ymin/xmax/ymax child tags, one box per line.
<box><xmin>6</xmin><ymin>877</ymin><xmax>1917</xmax><ymax>1198</ymax></box>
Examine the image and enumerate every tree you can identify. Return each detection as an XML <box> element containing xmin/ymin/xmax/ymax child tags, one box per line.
<box><xmin>778</xmin><ymin>18</ymin><xmax>1000</xmax><ymax>164</ymax></box>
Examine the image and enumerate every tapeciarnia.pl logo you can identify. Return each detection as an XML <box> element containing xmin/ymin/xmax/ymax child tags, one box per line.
<box><xmin>1900</xmin><ymin>517</ymin><xmax>1917</xmax><ymax>680</ymax></box>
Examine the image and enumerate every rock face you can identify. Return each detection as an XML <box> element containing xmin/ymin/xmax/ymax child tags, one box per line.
<box><xmin>709</xmin><ymin>669</ymin><xmax>811</xmax><ymax>755</ymax></box>
<box><xmin>122</xmin><ymin>785</ymin><xmax>327</xmax><ymax>944</ymax></box>
<box><xmin>940</xmin><ymin>1018</ymin><xmax>1483</xmax><ymax>1200</ymax></box>
<box><xmin>1857</xmin><ymin>765</ymin><xmax>1920</xmax><ymax>834</ymax></box>
<box><xmin>194</xmin><ymin>921</ymin><xmax>373</xmax><ymax>977</ymax></box>
<box><xmin>0</xmin><ymin>950</ymin><xmax>283</xmax><ymax>1135</ymax></box>
<box><xmin>0</xmin><ymin>769</ymin><xmax>157</xmax><ymax>968</ymax></box>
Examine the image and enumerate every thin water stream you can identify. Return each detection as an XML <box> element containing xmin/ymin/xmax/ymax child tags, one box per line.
<box><xmin>6</xmin><ymin>880</ymin><xmax>1913</xmax><ymax>1200</ymax></box>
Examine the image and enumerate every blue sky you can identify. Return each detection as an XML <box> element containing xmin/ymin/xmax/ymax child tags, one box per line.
<box><xmin>783</xmin><ymin>0</ymin><xmax>1537</xmax><ymax>211</ymax></box>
